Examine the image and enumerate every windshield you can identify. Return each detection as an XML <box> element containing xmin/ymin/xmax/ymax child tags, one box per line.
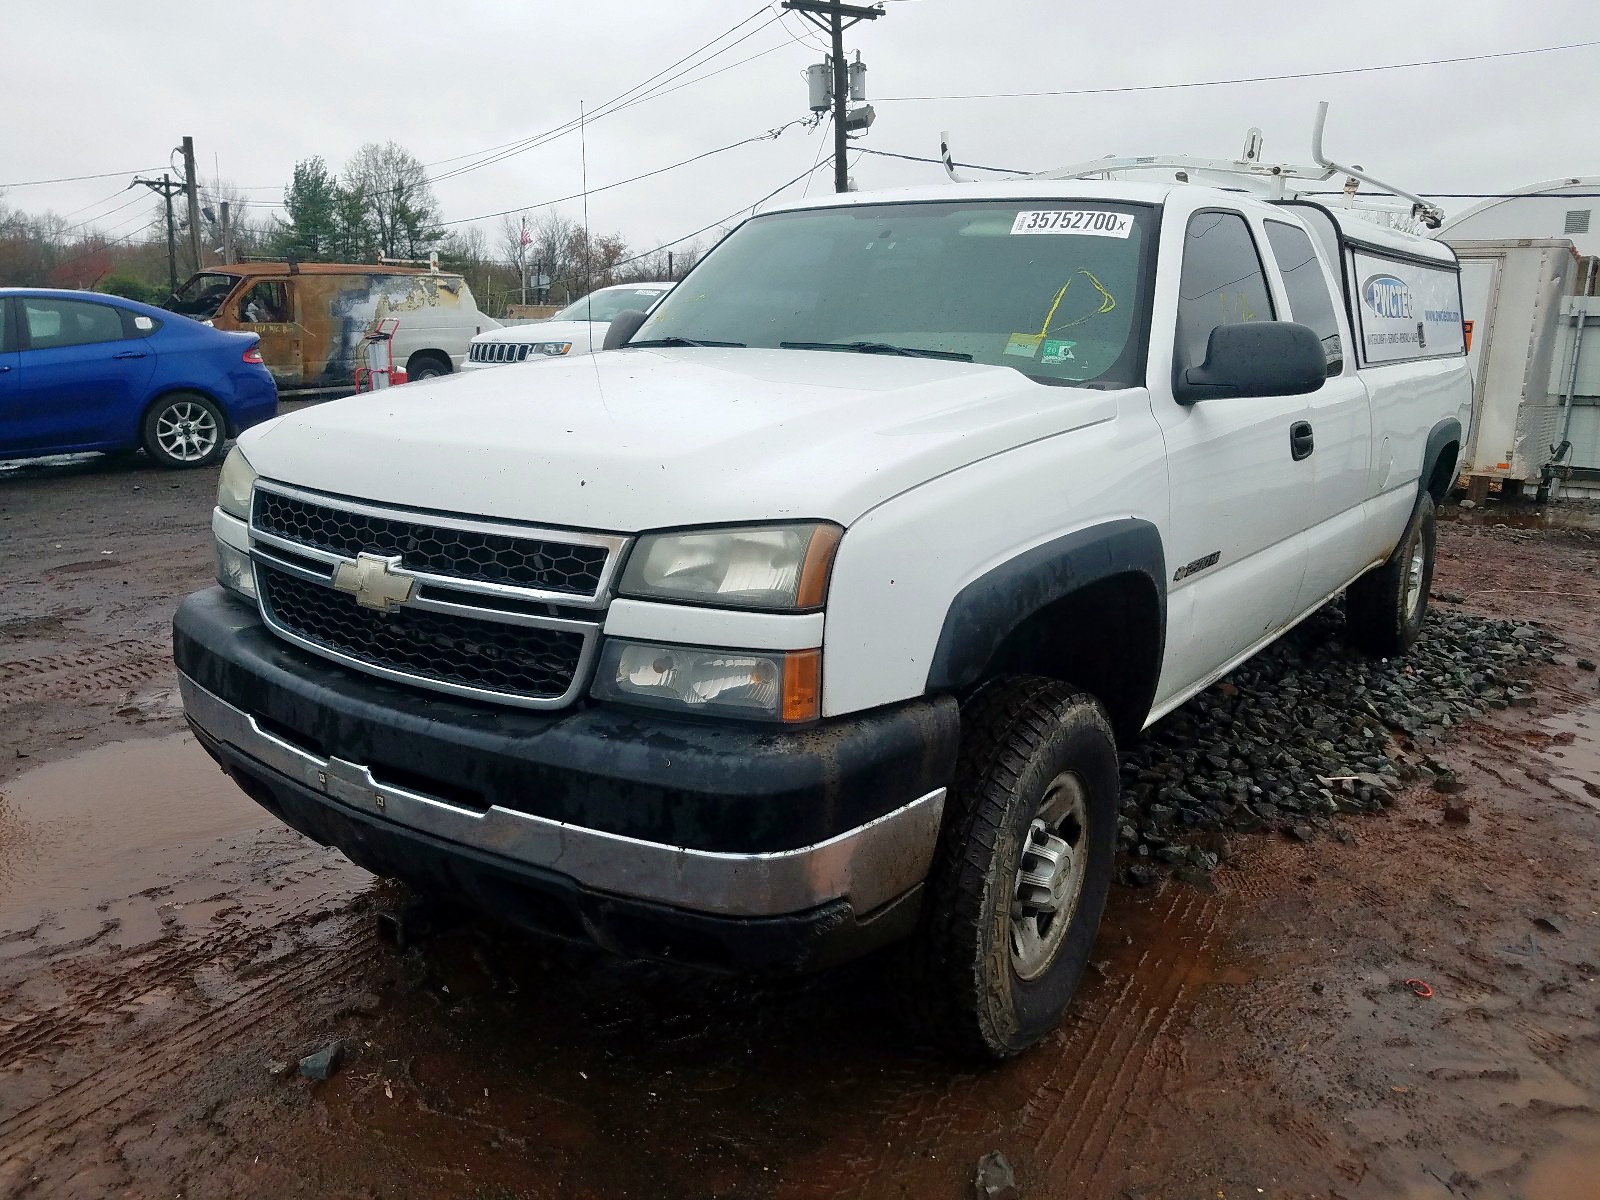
<box><xmin>633</xmin><ymin>200</ymin><xmax>1153</xmax><ymax>386</ymax></box>
<box><xmin>554</xmin><ymin>286</ymin><xmax>670</xmax><ymax>323</ymax></box>
<box><xmin>166</xmin><ymin>271</ymin><xmax>241</xmax><ymax>318</ymax></box>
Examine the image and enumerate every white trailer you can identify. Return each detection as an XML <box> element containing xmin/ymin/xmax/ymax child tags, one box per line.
<box><xmin>1448</xmin><ymin>239</ymin><xmax>1580</xmax><ymax>500</ymax></box>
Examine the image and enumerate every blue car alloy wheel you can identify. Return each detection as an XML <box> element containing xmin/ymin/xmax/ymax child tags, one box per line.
<box><xmin>143</xmin><ymin>392</ymin><xmax>226</xmax><ymax>467</ymax></box>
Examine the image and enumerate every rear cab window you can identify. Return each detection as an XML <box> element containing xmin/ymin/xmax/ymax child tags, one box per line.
<box><xmin>1263</xmin><ymin>220</ymin><xmax>1344</xmax><ymax>375</ymax></box>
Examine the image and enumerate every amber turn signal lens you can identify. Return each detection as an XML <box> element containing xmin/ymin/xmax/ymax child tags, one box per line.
<box><xmin>782</xmin><ymin>649</ymin><xmax>822</xmax><ymax>723</ymax></box>
<box><xmin>796</xmin><ymin>525</ymin><xmax>842</xmax><ymax>609</ymax></box>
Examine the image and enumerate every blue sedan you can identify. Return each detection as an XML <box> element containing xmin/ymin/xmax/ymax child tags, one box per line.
<box><xmin>0</xmin><ymin>288</ymin><xmax>278</xmax><ymax>468</ymax></box>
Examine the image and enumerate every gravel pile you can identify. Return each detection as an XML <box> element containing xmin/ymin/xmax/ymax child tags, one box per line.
<box><xmin>1115</xmin><ymin>603</ymin><xmax>1564</xmax><ymax>887</ymax></box>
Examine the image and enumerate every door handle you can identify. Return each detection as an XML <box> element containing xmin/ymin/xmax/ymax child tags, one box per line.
<box><xmin>1290</xmin><ymin>421</ymin><xmax>1315</xmax><ymax>461</ymax></box>
<box><xmin>111</xmin><ymin>350</ymin><xmax>148</xmax><ymax>360</ymax></box>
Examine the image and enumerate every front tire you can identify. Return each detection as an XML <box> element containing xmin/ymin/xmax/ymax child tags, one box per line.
<box><xmin>912</xmin><ymin>678</ymin><xmax>1119</xmax><ymax>1060</ymax></box>
<box><xmin>141</xmin><ymin>393</ymin><xmax>226</xmax><ymax>469</ymax></box>
<box><xmin>406</xmin><ymin>352</ymin><xmax>451</xmax><ymax>381</ymax></box>
<box><xmin>1346</xmin><ymin>490</ymin><xmax>1436</xmax><ymax>656</ymax></box>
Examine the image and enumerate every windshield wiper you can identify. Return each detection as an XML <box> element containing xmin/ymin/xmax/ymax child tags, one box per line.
<box><xmin>779</xmin><ymin>340</ymin><xmax>972</xmax><ymax>362</ymax></box>
<box><xmin>629</xmin><ymin>336</ymin><xmax>745</xmax><ymax>348</ymax></box>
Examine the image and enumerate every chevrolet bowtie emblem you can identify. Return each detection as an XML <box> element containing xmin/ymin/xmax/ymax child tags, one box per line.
<box><xmin>332</xmin><ymin>553</ymin><xmax>416</xmax><ymax>612</ymax></box>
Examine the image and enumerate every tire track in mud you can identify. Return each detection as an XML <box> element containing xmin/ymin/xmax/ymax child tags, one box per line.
<box><xmin>1026</xmin><ymin>889</ymin><xmax>1223</xmax><ymax>1191</ymax></box>
<box><xmin>0</xmin><ymin>643</ymin><xmax>171</xmax><ymax>706</ymax></box>
<box><xmin>0</xmin><ymin>920</ymin><xmax>382</xmax><ymax>1170</ymax></box>
<box><xmin>782</xmin><ymin>889</ymin><xmax>1230</xmax><ymax>1200</ymax></box>
<box><xmin>0</xmin><ymin>875</ymin><xmax>359</xmax><ymax>1072</ymax></box>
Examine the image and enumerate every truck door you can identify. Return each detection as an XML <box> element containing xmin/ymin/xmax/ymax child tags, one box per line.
<box><xmin>1261</xmin><ymin>218</ymin><xmax>1374</xmax><ymax>611</ymax></box>
<box><xmin>1150</xmin><ymin>208</ymin><xmax>1316</xmax><ymax>706</ymax></box>
<box><xmin>235</xmin><ymin>280</ymin><xmax>303</xmax><ymax>388</ymax></box>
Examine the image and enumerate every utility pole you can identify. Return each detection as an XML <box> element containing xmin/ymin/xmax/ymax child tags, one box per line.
<box><xmin>519</xmin><ymin>214</ymin><xmax>529</xmax><ymax>306</ymax></box>
<box><xmin>782</xmin><ymin>0</ymin><xmax>882</xmax><ymax>192</ymax></box>
<box><xmin>134</xmin><ymin>173</ymin><xmax>185</xmax><ymax>295</ymax></box>
<box><xmin>181</xmin><ymin>136</ymin><xmax>203</xmax><ymax>274</ymax></box>
<box><xmin>220</xmin><ymin>200</ymin><xmax>235</xmax><ymax>265</ymax></box>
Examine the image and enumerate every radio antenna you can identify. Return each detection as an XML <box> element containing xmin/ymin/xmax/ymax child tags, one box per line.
<box><xmin>580</xmin><ymin>100</ymin><xmax>594</xmax><ymax>353</ymax></box>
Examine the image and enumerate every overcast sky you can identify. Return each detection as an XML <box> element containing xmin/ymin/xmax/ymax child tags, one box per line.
<box><xmin>6</xmin><ymin>0</ymin><xmax>1599</xmax><ymax>260</ymax></box>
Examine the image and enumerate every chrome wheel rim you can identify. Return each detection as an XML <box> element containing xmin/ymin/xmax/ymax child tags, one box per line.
<box><xmin>155</xmin><ymin>401</ymin><xmax>219</xmax><ymax>462</ymax></box>
<box><xmin>1010</xmin><ymin>771</ymin><xmax>1089</xmax><ymax>981</ymax></box>
<box><xmin>1404</xmin><ymin>533</ymin><xmax>1427</xmax><ymax>620</ymax></box>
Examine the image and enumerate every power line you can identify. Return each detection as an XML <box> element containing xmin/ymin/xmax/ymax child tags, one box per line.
<box><xmin>854</xmin><ymin>146</ymin><xmax>1023</xmax><ymax>172</ymax></box>
<box><xmin>877</xmin><ymin>37</ymin><xmax>1600</xmax><ymax>101</ymax></box>
<box><xmin>429</xmin><ymin>9</ymin><xmax>785</xmax><ymax>185</ymax></box>
<box><xmin>441</xmin><ymin>123</ymin><xmax>807</xmax><ymax>227</ymax></box>
<box><xmin>0</xmin><ymin>166</ymin><xmax>163</xmax><ymax>188</ymax></box>
<box><xmin>801</xmin><ymin>113</ymin><xmax>833</xmax><ymax>197</ymax></box>
<box><xmin>56</xmin><ymin>185</ymin><xmax>137</xmax><ymax>220</ymax></box>
<box><xmin>58</xmin><ymin>190</ymin><xmax>150</xmax><ymax>236</ymax></box>
<box><xmin>427</xmin><ymin>6</ymin><xmax>773</xmax><ymax>173</ymax></box>
<box><xmin>612</xmin><ymin>158</ymin><xmax>832</xmax><ymax>269</ymax></box>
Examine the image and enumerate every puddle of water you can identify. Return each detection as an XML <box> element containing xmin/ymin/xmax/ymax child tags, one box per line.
<box><xmin>1523</xmin><ymin>1137</ymin><xmax>1600</xmax><ymax>1200</ymax></box>
<box><xmin>0</xmin><ymin>733</ymin><xmax>267</xmax><ymax>936</ymax></box>
<box><xmin>1541</xmin><ymin>703</ymin><xmax>1600</xmax><ymax>811</ymax></box>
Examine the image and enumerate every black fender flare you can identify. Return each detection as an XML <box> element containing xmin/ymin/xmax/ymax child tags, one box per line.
<box><xmin>925</xmin><ymin>519</ymin><xmax>1166</xmax><ymax>735</ymax></box>
<box><xmin>1420</xmin><ymin>417</ymin><xmax>1463</xmax><ymax>503</ymax></box>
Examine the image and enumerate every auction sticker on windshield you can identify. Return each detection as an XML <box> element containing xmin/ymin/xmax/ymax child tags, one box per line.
<box><xmin>1010</xmin><ymin>210</ymin><xmax>1134</xmax><ymax>237</ymax></box>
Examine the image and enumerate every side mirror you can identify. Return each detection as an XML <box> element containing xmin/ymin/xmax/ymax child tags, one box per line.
<box><xmin>602</xmin><ymin>309</ymin><xmax>649</xmax><ymax>350</ymax></box>
<box><xmin>1175</xmin><ymin>321</ymin><xmax>1326</xmax><ymax>404</ymax></box>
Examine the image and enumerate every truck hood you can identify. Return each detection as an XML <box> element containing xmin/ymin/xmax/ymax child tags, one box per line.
<box><xmin>471</xmin><ymin>320</ymin><xmax>605</xmax><ymax>349</ymax></box>
<box><xmin>240</xmin><ymin>348</ymin><xmax>1122</xmax><ymax>531</ymax></box>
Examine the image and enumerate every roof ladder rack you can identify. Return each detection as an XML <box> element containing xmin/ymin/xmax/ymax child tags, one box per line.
<box><xmin>940</xmin><ymin>103</ymin><xmax>1446</xmax><ymax>229</ymax></box>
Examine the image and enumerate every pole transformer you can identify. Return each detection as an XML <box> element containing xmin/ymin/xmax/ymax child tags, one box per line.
<box><xmin>782</xmin><ymin>0</ymin><xmax>882</xmax><ymax>193</ymax></box>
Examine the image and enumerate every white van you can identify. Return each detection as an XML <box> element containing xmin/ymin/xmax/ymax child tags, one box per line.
<box><xmin>168</xmin><ymin>263</ymin><xmax>503</xmax><ymax>392</ymax></box>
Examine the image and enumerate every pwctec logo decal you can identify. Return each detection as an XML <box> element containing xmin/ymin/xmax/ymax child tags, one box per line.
<box><xmin>1362</xmin><ymin>274</ymin><xmax>1414</xmax><ymax>320</ymax></box>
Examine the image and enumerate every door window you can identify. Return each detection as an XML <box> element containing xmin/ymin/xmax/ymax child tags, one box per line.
<box><xmin>1175</xmin><ymin>211</ymin><xmax>1275</xmax><ymax>374</ymax></box>
<box><xmin>1264</xmin><ymin>220</ymin><xmax>1344</xmax><ymax>375</ymax></box>
<box><xmin>239</xmin><ymin>281</ymin><xmax>291</xmax><ymax>324</ymax></box>
<box><xmin>0</xmin><ymin>299</ymin><xmax>10</xmax><ymax>351</ymax></box>
<box><xmin>22</xmin><ymin>298</ymin><xmax>128</xmax><ymax>350</ymax></box>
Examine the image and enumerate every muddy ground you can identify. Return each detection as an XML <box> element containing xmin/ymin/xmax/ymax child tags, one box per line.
<box><xmin>1</xmin><ymin>451</ymin><xmax>1598</xmax><ymax>1200</ymax></box>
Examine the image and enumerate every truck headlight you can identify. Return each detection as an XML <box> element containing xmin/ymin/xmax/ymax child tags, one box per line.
<box><xmin>618</xmin><ymin>523</ymin><xmax>841</xmax><ymax>611</ymax></box>
<box><xmin>592</xmin><ymin>641</ymin><xmax>820</xmax><ymax>722</ymax></box>
<box><xmin>216</xmin><ymin>446</ymin><xmax>258</xmax><ymax>521</ymax></box>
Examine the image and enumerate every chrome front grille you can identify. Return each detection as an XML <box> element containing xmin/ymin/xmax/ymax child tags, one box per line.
<box><xmin>247</xmin><ymin>481</ymin><xmax>627</xmax><ymax>709</ymax></box>
<box><xmin>254</xmin><ymin>489</ymin><xmax>608</xmax><ymax>597</ymax></box>
<box><xmin>468</xmin><ymin>342</ymin><xmax>533</xmax><ymax>364</ymax></box>
<box><xmin>257</xmin><ymin>564</ymin><xmax>588</xmax><ymax>701</ymax></box>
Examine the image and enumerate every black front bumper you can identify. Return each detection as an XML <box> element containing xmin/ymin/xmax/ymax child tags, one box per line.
<box><xmin>174</xmin><ymin>588</ymin><xmax>960</xmax><ymax>972</ymax></box>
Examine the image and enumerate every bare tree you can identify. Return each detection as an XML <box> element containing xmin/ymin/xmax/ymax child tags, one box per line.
<box><xmin>343</xmin><ymin>141</ymin><xmax>442</xmax><ymax>259</ymax></box>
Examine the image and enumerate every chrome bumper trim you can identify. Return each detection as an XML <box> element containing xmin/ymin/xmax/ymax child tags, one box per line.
<box><xmin>179</xmin><ymin>674</ymin><xmax>945</xmax><ymax>918</ymax></box>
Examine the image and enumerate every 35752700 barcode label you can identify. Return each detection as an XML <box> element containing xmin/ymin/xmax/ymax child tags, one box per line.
<box><xmin>1009</xmin><ymin>210</ymin><xmax>1134</xmax><ymax>238</ymax></box>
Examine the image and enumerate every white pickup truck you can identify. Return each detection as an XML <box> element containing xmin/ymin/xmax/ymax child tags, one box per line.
<box><xmin>175</xmin><ymin>179</ymin><xmax>1470</xmax><ymax>1058</ymax></box>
